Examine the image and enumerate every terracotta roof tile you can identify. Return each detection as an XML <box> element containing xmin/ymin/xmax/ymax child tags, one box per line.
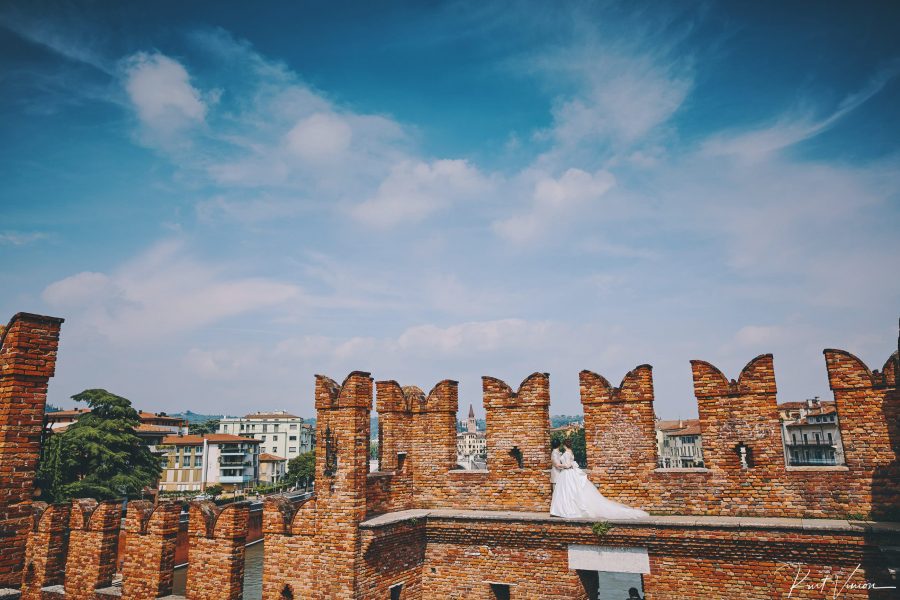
<box><xmin>259</xmin><ymin>453</ymin><xmax>286</xmax><ymax>461</ymax></box>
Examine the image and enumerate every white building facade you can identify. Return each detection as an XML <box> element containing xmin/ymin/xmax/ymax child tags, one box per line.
<box><xmin>218</xmin><ymin>411</ymin><xmax>314</xmax><ymax>464</ymax></box>
<box><xmin>158</xmin><ymin>434</ymin><xmax>260</xmax><ymax>493</ymax></box>
<box><xmin>456</xmin><ymin>405</ymin><xmax>487</xmax><ymax>469</ymax></box>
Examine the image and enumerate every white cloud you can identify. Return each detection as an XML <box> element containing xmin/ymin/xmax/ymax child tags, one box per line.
<box><xmin>122</xmin><ymin>52</ymin><xmax>206</xmax><ymax>135</ymax></box>
<box><xmin>0</xmin><ymin>231</ymin><xmax>49</xmax><ymax>246</ymax></box>
<box><xmin>351</xmin><ymin>159</ymin><xmax>491</xmax><ymax>228</ymax></box>
<box><xmin>702</xmin><ymin>66</ymin><xmax>900</xmax><ymax>163</ymax></box>
<box><xmin>285</xmin><ymin>112</ymin><xmax>352</xmax><ymax>162</ymax></box>
<box><xmin>493</xmin><ymin>168</ymin><xmax>615</xmax><ymax>243</ymax></box>
<box><xmin>396</xmin><ymin>319</ymin><xmax>551</xmax><ymax>355</ymax></box>
<box><xmin>42</xmin><ymin>240</ymin><xmax>300</xmax><ymax>343</ymax></box>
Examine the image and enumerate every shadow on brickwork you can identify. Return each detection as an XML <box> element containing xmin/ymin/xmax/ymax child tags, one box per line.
<box><xmin>865</xmin><ymin>342</ymin><xmax>900</xmax><ymax>598</ymax></box>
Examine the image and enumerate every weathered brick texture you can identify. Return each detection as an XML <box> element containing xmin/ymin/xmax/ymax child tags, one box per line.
<box><xmin>0</xmin><ymin>313</ymin><xmax>63</xmax><ymax>588</ymax></box>
<box><xmin>186</xmin><ymin>500</ymin><xmax>249</xmax><ymax>600</ymax></box>
<box><xmin>20</xmin><ymin>502</ymin><xmax>69</xmax><ymax>600</ymax></box>
<box><xmin>579</xmin><ymin>351</ymin><xmax>900</xmax><ymax>519</ymax></box>
<box><xmin>121</xmin><ymin>500</ymin><xmax>180</xmax><ymax>599</ymax></box>
<box><xmin>310</xmin><ymin>371</ymin><xmax>373</xmax><ymax>600</ymax></box>
<box><xmin>64</xmin><ymin>499</ymin><xmax>122</xmax><ymax>600</ymax></box>
<box><xmin>261</xmin><ymin>495</ymin><xmax>317</xmax><ymax>600</ymax></box>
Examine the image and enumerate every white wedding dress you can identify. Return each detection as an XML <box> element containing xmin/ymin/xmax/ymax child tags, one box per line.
<box><xmin>550</xmin><ymin>449</ymin><xmax>648</xmax><ymax>519</ymax></box>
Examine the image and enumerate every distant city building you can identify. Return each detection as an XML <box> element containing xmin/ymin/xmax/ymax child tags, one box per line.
<box><xmin>778</xmin><ymin>398</ymin><xmax>845</xmax><ymax>466</ymax></box>
<box><xmin>456</xmin><ymin>405</ymin><xmax>487</xmax><ymax>470</ymax></box>
<box><xmin>158</xmin><ymin>434</ymin><xmax>260</xmax><ymax>493</ymax></box>
<box><xmin>45</xmin><ymin>408</ymin><xmax>188</xmax><ymax>454</ymax></box>
<box><xmin>217</xmin><ymin>411</ymin><xmax>314</xmax><ymax>463</ymax></box>
<box><xmin>656</xmin><ymin>419</ymin><xmax>704</xmax><ymax>468</ymax></box>
<box><xmin>258</xmin><ymin>453</ymin><xmax>287</xmax><ymax>485</ymax></box>
<box><xmin>548</xmin><ymin>422</ymin><xmax>584</xmax><ymax>437</ymax></box>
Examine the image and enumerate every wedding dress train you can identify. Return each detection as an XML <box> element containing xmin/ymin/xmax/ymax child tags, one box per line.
<box><xmin>550</xmin><ymin>450</ymin><xmax>648</xmax><ymax>520</ymax></box>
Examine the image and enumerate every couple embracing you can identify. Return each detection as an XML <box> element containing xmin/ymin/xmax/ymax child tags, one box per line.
<box><xmin>550</xmin><ymin>438</ymin><xmax>648</xmax><ymax>519</ymax></box>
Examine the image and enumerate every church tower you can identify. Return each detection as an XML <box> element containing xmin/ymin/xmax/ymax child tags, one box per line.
<box><xmin>466</xmin><ymin>403</ymin><xmax>477</xmax><ymax>433</ymax></box>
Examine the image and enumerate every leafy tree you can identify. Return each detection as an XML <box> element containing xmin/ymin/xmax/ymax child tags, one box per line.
<box><xmin>189</xmin><ymin>419</ymin><xmax>220</xmax><ymax>435</ymax></box>
<box><xmin>285</xmin><ymin>451</ymin><xmax>315</xmax><ymax>487</ymax></box>
<box><xmin>204</xmin><ymin>484</ymin><xmax>223</xmax><ymax>499</ymax></box>
<box><xmin>551</xmin><ymin>428</ymin><xmax>587</xmax><ymax>467</ymax></box>
<box><xmin>36</xmin><ymin>389</ymin><xmax>162</xmax><ymax>502</ymax></box>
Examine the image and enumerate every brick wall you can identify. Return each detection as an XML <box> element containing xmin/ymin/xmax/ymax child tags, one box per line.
<box><xmin>312</xmin><ymin>371</ymin><xmax>373</xmax><ymax>599</ymax></box>
<box><xmin>64</xmin><ymin>499</ymin><xmax>121</xmax><ymax>600</ymax></box>
<box><xmin>261</xmin><ymin>495</ymin><xmax>317</xmax><ymax>599</ymax></box>
<box><xmin>364</xmin><ymin>512</ymin><xmax>897</xmax><ymax>600</ymax></box>
<box><xmin>185</xmin><ymin>500</ymin><xmax>249</xmax><ymax>600</ymax></box>
<box><xmin>0</xmin><ymin>313</ymin><xmax>63</xmax><ymax>588</ymax></box>
<box><xmin>20</xmin><ymin>502</ymin><xmax>69</xmax><ymax>600</ymax></box>
<box><xmin>580</xmin><ymin>350</ymin><xmax>899</xmax><ymax>519</ymax></box>
<box><xmin>121</xmin><ymin>500</ymin><xmax>180</xmax><ymax>600</ymax></box>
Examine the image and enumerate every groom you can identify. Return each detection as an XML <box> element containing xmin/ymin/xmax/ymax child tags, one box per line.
<box><xmin>550</xmin><ymin>438</ymin><xmax>570</xmax><ymax>490</ymax></box>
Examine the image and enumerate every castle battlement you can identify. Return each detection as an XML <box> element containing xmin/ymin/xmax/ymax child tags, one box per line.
<box><xmin>0</xmin><ymin>312</ymin><xmax>897</xmax><ymax>599</ymax></box>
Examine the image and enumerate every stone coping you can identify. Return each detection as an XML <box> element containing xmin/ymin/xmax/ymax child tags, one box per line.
<box><xmin>360</xmin><ymin>508</ymin><xmax>900</xmax><ymax>535</ymax></box>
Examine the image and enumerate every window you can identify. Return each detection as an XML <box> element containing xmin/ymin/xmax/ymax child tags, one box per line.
<box><xmin>289</xmin><ymin>447</ymin><xmax>296</xmax><ymax>453</ymax></box>
<box><xmin>815</xmin><ymin>433</ymin><xmax>820</xmax><ymax>444</ymax></box>
<box><xmin>390</xmin><ymin>584</ymin><xmax>403</xmax><ymax>600</ymax></box>
<box><xmin>490</xmin><ymin>584</ymin><xmax>510</xmax><ymax>600</ymax></box>
<box><xmin>290</xmin><ymin>424</ymin><xmax>297</xmax><ymax>430</ymax></box>
<box><xmin>804</xmin><ymin>434</ymin><xmax>808</xmax><ymax>444</ymax></box>
<box><xmin>273</xmin><ymin>436</ymin><xmax>278</xmax><ymax>441</ymax></box>
<box><xmin>792</xmin><ymin>433</ymin><xmax>797</xmax><ymax>444</ymax></box>
<box><xmin>262</xmin><ymin>435</ymin><xmax>267</xmax><ymax>442</ymax></box>
<box><xmin>194</xmin><ymin>456</ymin><xmax>202</xmax><ymax>467</ymax></box>
<box><xmin>289</xmin><ymin>436</ymin><xmax>297</xmax><ymax>441</ymax></box>
<box><xmin>828</xmin><ymin>432</ymin><xmax>833</xmax><ymax>443</ymax></box>
<box><xmin>263</xmin><ymin>424</ymin><xmax>268</xmax><ymax>432</ymax></box>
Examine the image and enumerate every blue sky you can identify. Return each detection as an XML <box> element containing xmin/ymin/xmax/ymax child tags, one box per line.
<box><xmin>2</xmin><ymin>1</ymin><xmax>898</xmax><ymax>419</ymax></box>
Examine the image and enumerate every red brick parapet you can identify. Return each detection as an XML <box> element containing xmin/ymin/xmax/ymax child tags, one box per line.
<box><xmin>121</xmin><ymin>500</ymin><xmax>180</xmax><ymax>600</ymax></box>
<box><xmin>64</xmin><ymin>499</ymin><xmax>122</xmax><ymax>600</ymax></box>
<box><xmin>0</xmin><ymin>313</ymin><xmax>63</xmax><ymax>588</ymax></box>
<box><xmin>262</xmin><ymin>495</ymin><xmax>317</xmax><ymax>599</ymax></box>
<box><xmin>186</xmin><ymin>500</ymin><xmax>249</xmax><ymax>600</ymax></box>
<box><xmin>20</xmin><ymin>502</ymin><xmax>69</xmax><ymax>600</ymax></box>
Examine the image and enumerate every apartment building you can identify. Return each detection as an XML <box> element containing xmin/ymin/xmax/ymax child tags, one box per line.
<box><xmin>157</xmin><ymin>434</ymin><xmax>260</xmax><ymax>493</ymax></box>
<box><xmin>778</xmin><ymin>398</ymin><xmax>845</xmax><ymax>466</ymax></box>
<box><xmin>217</xmin><ymin>411</ymin><xmax>314</xmax><ymax>462</ymax></box>
<box><xmin>656</xmin><ymin>419</ymin><xmax>704</xmax><ymax>468</ymax></box>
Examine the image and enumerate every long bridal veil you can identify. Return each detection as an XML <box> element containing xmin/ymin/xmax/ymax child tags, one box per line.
<box><xmin>550</xmin><ymin>451</ymin><xmax>648</xmax><ymax>520</ymax></box>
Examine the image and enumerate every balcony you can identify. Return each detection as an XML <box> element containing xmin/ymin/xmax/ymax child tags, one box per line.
<box><xmin>785</xmin><ymin>440</ymin><xmax>835</xmax><ymax>448</ymax></box>
<box><xmin>218</xmin><ymin>475</ymin><xmax>253</xmax><ymax>484</ymax></box>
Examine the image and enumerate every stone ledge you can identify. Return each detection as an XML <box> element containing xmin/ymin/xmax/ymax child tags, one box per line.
<box><xmin>360</xmin><ymin>508</ymin><xmax>900</xmax><ymax>534</ymax></box>
<box><xmin>653</xmin><ymin>468</ymin><xmax>710</xmax><ymax>473</ymax></box>
<box><xmin>0</xmin><ymin>589</ymin><xmax>21</xmax><ymax>600</ymax></box>
<box><xmin>786</xmin><ymin>465</ymin><xmax>850</xmax><ymax>472</ymax></box>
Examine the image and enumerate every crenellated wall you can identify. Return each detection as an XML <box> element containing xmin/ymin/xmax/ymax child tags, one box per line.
<box><xmin>186</xmin><ymin>500</ymin><xmax>249</xmax><ymax>600</ymax></box>
<box><xmin>1</xmin><ymin>308</ymin><xmax>898</xmax><ymax>599</ymax></box>
<box><xmin>348</xmin><ymin>345</ymin><xmax>897</xmax><ymax>524</ymax></box>
<box><xmin>121</xmin><ymin>501</ymin><xmax>180</xmax><ymax>600</ymax></box>
<box><xmin>579</xmin><ymin>350</ymin><xmax>899</xmax><ymax>519</ymax></box>
<box><xmin>19</xmin><ymin>502</ymin><xmax>69</xmax><ymax>600</ymax></box>
<box><xmin>64</xmin><ymin>499</ymin><xmax>122</xmax><ymax>599</ymax></box>
<box><xmin>0</xmin><ymin>313</ymin><xmax>63</xmax><ymax>588</ymax></box>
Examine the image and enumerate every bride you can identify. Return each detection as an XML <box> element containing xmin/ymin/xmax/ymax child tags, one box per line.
<box><xmin>550</xmin><ymin>438</ymin><xmax>648</xmax><ymax>519</ymax></box>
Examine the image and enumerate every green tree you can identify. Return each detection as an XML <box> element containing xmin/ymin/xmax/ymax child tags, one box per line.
<box><xmin>36</xmin><ymin>389</ymin><xmax>162</xmax><ymax>502</ymax></box>
<box><xmin>204</xmin><ymin>484</ymin><xmax>223</xmax><ymax>499</ymax></box>
<box><xmin>285</xmin><ymin>451</ymin><xmax>315</xmax><ymax>487</ymax></box>
<box><xmin>189</xmin><ymin>419</ymin><xmax>220</xmax><ymax>435</ymax></box>
<box><xmin>551</xmin><ymin>428</ymin><xmax>587</xmax><ymax>467</ymax></box>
